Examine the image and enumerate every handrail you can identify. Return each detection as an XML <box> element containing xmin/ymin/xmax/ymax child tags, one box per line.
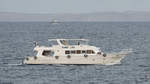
<box><xmin>48</xmin><ymin>39</ymin><xmax>89</xmax><ymax>41</ymax></box>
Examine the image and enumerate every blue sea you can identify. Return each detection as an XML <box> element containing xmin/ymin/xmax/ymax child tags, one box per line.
<box><xmin>0</xmin><ymin>22</ymin><xmax>150</xmax><ymax>84</ymax></box>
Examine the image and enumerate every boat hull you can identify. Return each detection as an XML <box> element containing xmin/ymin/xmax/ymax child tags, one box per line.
<box><xmin>24</xmin><ymin>52</ymin><xmax>128</xmax><ymax>65</ymax></box>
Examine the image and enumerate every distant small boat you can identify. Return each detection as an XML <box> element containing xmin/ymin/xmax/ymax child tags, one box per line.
<box><xmin>24</xmin><ymin>39</ymin><xmax>132</xmax><ymax>65</ymax></box>
<box><xmin>49</xmin><ymin>20</ymin><xmax>60</xmax><ymax>24</ymax></box>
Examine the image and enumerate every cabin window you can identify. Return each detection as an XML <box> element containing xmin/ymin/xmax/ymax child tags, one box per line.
<box><xmin>87</xmin><ymin>50</ymin><xmax>95</xmax><ymax>54</ymax></box>
<box><xmin>71</xmin><ymin>50</ymin><xmax>75</xmax><ymax>54</ymax></box>
<box><xmin>65</xmin><ymin>51</ymin><xmax>70</xmax><ymax>54</ymax></box>
<box><xmin>87</xmin><ymin>50</ymin><xmax>92</xmax><ymax>54</ymax></box>
<box><xmin>77</xmin><ymin>50</ymin><xmax>81</xmax><ymax>54</ymax></box>
<box><xmin>82</xmin><ymin>50</ymin><xmax>86</xmax><ymax>54</ymax></box>
<box><xmin>92</xmin><ymin>50</ymin><xmax>95</xmax><ymax>54</ymax></box>
<box><xmin>60</xmin><ymin>40</ymin><xmax>68</xmax><ymax>45</ymax></box>
<box><xmin>42</xmin><ymin>50</ymin><xmax>54</xmax><ymax>56</ymax></box>
<box><xmin>65</xmin><ymin>50</ymin><xmax>95</xmax><ymax>54</ymax></box>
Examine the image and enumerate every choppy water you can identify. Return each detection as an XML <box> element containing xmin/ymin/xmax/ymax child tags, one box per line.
<box><xmin>0</xmin><ymin>22</ymin><xmax>150</xmax><ymax>84</ymax></box>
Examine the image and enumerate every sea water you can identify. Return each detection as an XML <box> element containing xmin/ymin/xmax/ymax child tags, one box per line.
<box><xmin>0</xmin><ymin>22</ymin><xmax>150</xmax><ymax>84</ymax></box>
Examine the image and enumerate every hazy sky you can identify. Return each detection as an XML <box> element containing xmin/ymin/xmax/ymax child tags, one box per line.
<box><xmin>0</xmin><ymin>0</ymin><xmax>150</xmax><ymax>13</ymax></box>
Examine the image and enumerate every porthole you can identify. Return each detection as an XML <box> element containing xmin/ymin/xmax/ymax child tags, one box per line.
<box><xmin>34</xmin><ymin>56</ymin><xmax>37</xmax><ymax>60</ymax></box>
<box><xmin>26</xmin><ymin>58</ymin><xmax>29</xmax><ymax>61</ymax></box>
<box><xmin>103</xmin><ymin>53</ymin><xmax>107</xmax><ymax>57</ymax></box>
<box><xmin>67</xmin><ymin>55</ymin><xmax>71</xmax><ymax>59</ymax></box>
<box><xmin>55</xmin><ymin>56</ymin><xmax>59</xmax><ymax>59</ymax></box>
<box><xmin>84</xmin><ymin>55</ymin><xmax>88</xmax><ymax>58</ymax></box>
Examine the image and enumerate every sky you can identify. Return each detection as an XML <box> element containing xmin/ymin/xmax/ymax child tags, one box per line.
<box><xmin>0</xmin><ymin>0</ymin><xmax>150</xmax><ymax>13</ymax></box>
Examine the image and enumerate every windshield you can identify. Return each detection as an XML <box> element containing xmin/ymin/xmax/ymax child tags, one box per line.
<box><xmin>60</xmin><ymin>40</ymin><xmax>88</xmax><ymax>45</ymax></box>
<box><xmin>49</xmin><ymin>40</ymin><xmax>58</xmax><ymax>46</ymax></box>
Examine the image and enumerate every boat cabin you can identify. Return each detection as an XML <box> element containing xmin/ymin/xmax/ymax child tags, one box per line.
<box><xmin>34</xmin><ymin>39</ymin><xmax>102</xmax><ymax>57</ymax></box>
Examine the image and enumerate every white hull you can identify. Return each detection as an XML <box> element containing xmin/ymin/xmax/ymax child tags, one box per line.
<box><xmin>24</xmin><ymin>51</ymin><xmax>128</xmax><ymax>65</ymax></box>
<box><xmin>24</xmin><ymin>39</ymin><xmax>132</xmax><ymax>65</ymax></box>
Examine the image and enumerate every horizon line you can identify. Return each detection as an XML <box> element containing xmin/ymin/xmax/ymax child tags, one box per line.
<box><xmin>1</xmin><ymin>10</ymin><xmax>150</xmax><ymax>14</ymax></box>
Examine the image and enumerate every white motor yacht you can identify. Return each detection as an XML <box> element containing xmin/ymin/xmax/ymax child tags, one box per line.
<box><xmin>24</xmin><ymin>39</ymin><xmax>131</xmax><ymax>65</ymax></box>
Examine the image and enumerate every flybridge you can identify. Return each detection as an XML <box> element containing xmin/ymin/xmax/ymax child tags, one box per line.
<box><xmin>48</xmin><ymin>39</ymin><xmax>89</xmax><ymax>46</ymax></box>
<box><xmin>48</xmin><ymin>39</ymin><xmax>89</xmax><ymax>41</ymax></box>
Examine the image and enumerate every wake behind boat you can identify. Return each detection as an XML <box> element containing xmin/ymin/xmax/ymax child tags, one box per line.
<box><xmin>24</xmin><ymin>39</ymin><xmax>132</xmax><ymax>65</ymax></box>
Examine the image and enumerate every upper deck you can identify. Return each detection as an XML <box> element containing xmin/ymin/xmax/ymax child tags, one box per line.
<box><xmin>48</xmin><ymin>39</ymin><xmax>89</xmax><ymax>47</ymax></box>
<box><xmin>33</xmin><ymin>39</ymin><xmax>101</xmax><ymax>57</ymax></box>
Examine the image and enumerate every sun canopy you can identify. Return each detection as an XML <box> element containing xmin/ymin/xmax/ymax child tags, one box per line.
<box><xmin>48</xmin><ymin>39</ymin><xmax>89</xmax><ymax>41</ymax></box>
<box><xmin>48</xmin><ymin>39</ymin><xmax>89</xmax><ymax>46</ymax></box>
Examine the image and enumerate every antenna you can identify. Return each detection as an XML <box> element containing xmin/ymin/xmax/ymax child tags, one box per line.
<box><xmin>79</xmin><ymin>36</ymin><xmax>83</xmax><ymax>39</ymax></box>
<box><xmin>33</xmin><ymin>41</ymin><xmax>38</xmax><ymax>46</ymax></box>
